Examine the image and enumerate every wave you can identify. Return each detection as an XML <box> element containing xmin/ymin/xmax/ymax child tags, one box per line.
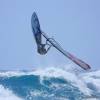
<box><xmin>0</xmin><ymin>85</ymin><xmax>22</xmax><ymax>100</ymax></box>
<box><xmin>0</xmin><ymin>66</ymin><xmax>100</xmax><ymax>100</ymax></box>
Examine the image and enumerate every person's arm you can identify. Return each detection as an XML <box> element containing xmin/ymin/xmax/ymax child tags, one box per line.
<box><xmin>46</xmin><ymin>45</ymin><xmax>52</xmax><ymax>52</ymax></box>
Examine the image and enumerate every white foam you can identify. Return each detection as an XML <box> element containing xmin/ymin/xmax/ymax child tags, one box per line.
<box><xmin>0</xmin><ymin>71</ymin><xmax>28</xmax><ymax>77</ymax></box>
<box><xmin>27</xmin><ymin>90</ymin><xmax>69</xmax><ymax>100</ymax></box>
<box><xmin>0</xmin><ymin>65</ymin><xmax>100</xmax><ymax>96</ymax></box>
<box><xmin>82</xmin><ymin>70</ymin><xmax>100</xmax><ymax>92</ymax></box>
<box><xmin>0</xmin><ymin>85</ymin><xmax>23</xmax><ymax>100</ymax></box>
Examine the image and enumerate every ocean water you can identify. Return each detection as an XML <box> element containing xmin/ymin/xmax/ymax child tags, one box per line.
<box><xmin>0</xmin><ymin>66</ymin><xmax>100</xmax><ymax>100</ymax></box>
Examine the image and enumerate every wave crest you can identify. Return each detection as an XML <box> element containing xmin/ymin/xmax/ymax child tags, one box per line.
<box><xmin>0</xmin><ymin>66</ymin><xmax>100</xmax><ymax>100</ymax></box>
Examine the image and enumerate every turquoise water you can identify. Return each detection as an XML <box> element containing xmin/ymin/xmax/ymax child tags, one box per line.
<box><xmin>0</xmin><ymin>67</ymin><xmax>100</xmax><ymax>100</ymax></box>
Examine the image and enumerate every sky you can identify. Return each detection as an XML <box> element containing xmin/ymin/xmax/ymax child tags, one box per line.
<box><xmin>0</xmin><ymin>0</ymin><xmax>100</xmax><ymax>70</ymax></box>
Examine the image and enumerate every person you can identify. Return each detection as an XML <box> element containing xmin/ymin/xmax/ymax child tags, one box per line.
<box><xmin>37</xmin><ymin>43</ymin><xmax>51</xmax><ymax>55</ymax></box>
<box><xmin>34</xmin><ymin>33</ymin><xmax>51</xmax><ymax>55</ymax></box>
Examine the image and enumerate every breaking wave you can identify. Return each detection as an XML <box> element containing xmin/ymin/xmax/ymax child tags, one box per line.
<box><xmin>0</xmin><ymin>66</ymin><xmax>100</xmax><ymax>100</ymax></box>
<box><xmin>0</xmin><ymin>85</ymin><xmax>22</xmax><ymax>100</ymax></box>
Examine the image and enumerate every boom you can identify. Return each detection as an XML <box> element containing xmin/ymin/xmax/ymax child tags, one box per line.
<box><xmin>42</xmin><ymin>32</ymin><xmax>91</xmax><ymax>70</ymax></box>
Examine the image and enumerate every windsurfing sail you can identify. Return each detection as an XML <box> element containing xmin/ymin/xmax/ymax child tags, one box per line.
<box><xmin>31</xmin><ymin>12</ymin><xmax>91</xmax><ymax>70</ymax></box>
<box><xmin>41</xmin><ymin>32</ymin><xmax>91</xmax><ymax>70</ymax></box>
